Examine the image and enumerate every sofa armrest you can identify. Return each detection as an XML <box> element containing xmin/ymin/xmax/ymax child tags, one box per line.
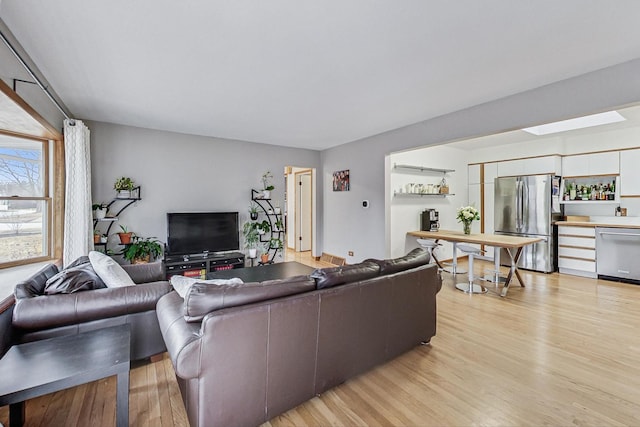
<box><xmin>13</xmin><ymin>281</ymin><xmax>171</xmax><ymax>330</ymax></box>
<box><xmin>121</xmin><ymin>261</ymin><xmax>165</xmax><ymax>284</ymax></box>
<box><xmin>156</xmin><ymin>292</ymin><xmax>202</xmax><ymax>379</ymax></box>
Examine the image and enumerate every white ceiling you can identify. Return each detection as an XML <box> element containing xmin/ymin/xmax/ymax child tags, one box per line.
<box><xmin>2</xmin><ymin>1</ymin><xmax>640</xmax><ymax>150</ymax></box>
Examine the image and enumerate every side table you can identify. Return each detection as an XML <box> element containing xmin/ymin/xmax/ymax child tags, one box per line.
<box><xmin>0</xmin><ymin>325</ymin><xmax>131</xmax><ymax>427</ymax></box>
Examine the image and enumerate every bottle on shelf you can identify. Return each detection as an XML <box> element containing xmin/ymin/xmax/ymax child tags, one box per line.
<box><xmin>569</xmin><ymin>182</ymin><xmax>576</xmax><ymax>200</ymax></box>
<box><xmin>439</xmin><ymin>177</ymin><xmax>449</xmax><ymax>194</ymax></box>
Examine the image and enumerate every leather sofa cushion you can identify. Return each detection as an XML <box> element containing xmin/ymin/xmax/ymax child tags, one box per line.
<box><xmin>44</xmin><ymin>259</ymin><xmax>106</xmax><ymax>295</ymax></box>
<box><xmin>183</xmin><ymin>275</ymin><xmax>316</xmax><ymax>322</ymax></box>
<box><xmin>14</xmin><ymin>264</ymin><xmax>60</xmax><ymax>299</ymax></box>
<box><xmin>311</xmin><ymin>261</ymin><xmax>380</xmax><ymax>290</ymax></box>
<box><xmin>12</xmin><ymin>281</ymin><xmax>173</xmax><ymax>330</ymax></box>
<box><xmin>366</xmin><ymin>247</ymin><xmax>430</xmax><ymax>275</ymax></box>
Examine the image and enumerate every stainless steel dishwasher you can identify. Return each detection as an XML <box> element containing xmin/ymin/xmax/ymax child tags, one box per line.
<box><xmin>596</xmin><ymin>227</ymin><xmax>640</xmax><ymax>283</ymax></box>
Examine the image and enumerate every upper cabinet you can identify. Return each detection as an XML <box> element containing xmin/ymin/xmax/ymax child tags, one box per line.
<box><xmin>468</xmin><ymin>164</ymin><xmax>481</xmax><ymax>185</ymax></box>
<box><xmin>620</xmin><ymin>149</ymin><xmax>640</xmax><ymax>196</ymax></box>
<box><xmin>484</xmin><ymin>162</ymin><xmax>498</xmax><ymax>183</ymax></box>
<box><xmin>562</xmin><ymin>152</ymin><xmax>619</xmax><ymax>177</ymax></box>
<box><xmin>468</xmin><ymin>162</ymin><xmax>498</xmax><ymax>185</ymax></box>
<box><xmin>497</xmin><ymin>155</ymin><xmax>561</xmax><ymax>177</ymax></box>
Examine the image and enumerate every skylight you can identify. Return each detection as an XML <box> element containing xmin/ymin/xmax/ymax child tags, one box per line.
<box><xmin>522</xmin><ymin>111</ymin><xmax>626</xmax><ymax>136</ymax></box>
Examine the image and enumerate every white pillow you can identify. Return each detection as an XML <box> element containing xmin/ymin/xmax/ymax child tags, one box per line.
<box><xmin>170</xmin><ymin>275</ymin><xmax>243</xmax><ymax>299</ymax></box>
<box><xmin>88</xmin><ymin>251</ymin><xmax>135</xmax><ymax>288</ymax></box>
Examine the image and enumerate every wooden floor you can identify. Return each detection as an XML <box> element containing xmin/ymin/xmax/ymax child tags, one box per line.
<box><xmin>3</xmin><ymin>253</ymin><xmax>640</xmax><ymax>426</ymax></box>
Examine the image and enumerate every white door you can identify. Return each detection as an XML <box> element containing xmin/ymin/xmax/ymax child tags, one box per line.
<box><xmin>295</xmin><ymin>172</ymin><xmax>312</xmax><ymax>251</ymax></box>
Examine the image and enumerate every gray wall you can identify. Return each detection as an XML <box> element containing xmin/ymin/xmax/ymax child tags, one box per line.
<box><xmin>322</xmin><ymin>59</ymin><xmax>640</xmax><ymax>261</ymax></box>
<box><xmin>89</xmin><ymin>121</ymin><xmax>321</xmax><ymax>256</ymax></box>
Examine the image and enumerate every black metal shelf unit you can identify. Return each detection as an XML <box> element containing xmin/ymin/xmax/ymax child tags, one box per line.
<box><xmin>93</xmin><ymin>186</ymin><xmax>142</xmax><ymax>253</ymax></box>
<box><xmin>250</xmin><ymin>189</ymin><xmax>284</xmax><ymax>263</ymax></box>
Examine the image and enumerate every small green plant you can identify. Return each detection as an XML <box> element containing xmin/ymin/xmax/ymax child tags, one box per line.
<box><xmin>256</xmin><ymin>220</ymin><xmax>271</xmax><ymax>234</ymax></box>
<box><xmin>123</xmin><ymin>236</ymin><xmax>163</xmax><ymax>263</ymax></box>
<box><xmin>114</xmin><ymin>177</ymin><xmax>135</xmax><ymax>191</ymax></box>
<box><xmin>92</xmin><ymin>202</ymin><xmax>107</xmax><ymax>210</ymax></box>
<box><xmin>119</xmin><ymin>224</ymin><xmax>130</xmax><ymax>234</ymax></box>
<box><xmin>261</xmin><ymin>171</ymin><xmax>275</xmax><ymax>191</ymax></box>
<box><xmin>270</xmin><ymin>237</ymin><xmax>282</xmax><ymax>249</ymax></box>
<box><xmin>248</xmin><ymin>202</ymin><xmax>260</xmax><ymax>220</ymax></box>
<box><xmin>274</xmin><ymin>219</ymin><xmax>284</xmax><ymax>231</ymax></box>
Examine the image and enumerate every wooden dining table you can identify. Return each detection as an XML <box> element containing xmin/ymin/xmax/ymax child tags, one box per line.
<box><xmin>408</xmin><ymin>230</ymin><xmax>543</xmax><ymax>297</ymax></box>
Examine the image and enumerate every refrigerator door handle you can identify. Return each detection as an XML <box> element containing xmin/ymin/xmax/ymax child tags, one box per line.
<box><xmin>516</xmin><ymin>179</ymin><xmax>523</xmax><ymax>230</ymax></box>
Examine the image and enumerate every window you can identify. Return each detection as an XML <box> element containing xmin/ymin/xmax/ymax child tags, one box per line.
<box><xmin>0</xmin><ymin>134</ymin><xmax>50</xmax><ymax>265</ymax></box>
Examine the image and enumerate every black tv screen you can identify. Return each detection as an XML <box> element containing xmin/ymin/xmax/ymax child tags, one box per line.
<box><xmin>167</xmin><ymin>212</ymin><xmax>239</xmax><ymax>256</ymax></box>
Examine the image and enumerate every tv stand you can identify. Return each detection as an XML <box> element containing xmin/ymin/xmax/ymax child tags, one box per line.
<box><xmin>165</xmin><ymin>251</ymin><xmax>245</xmax><ymax>279</ymax></box>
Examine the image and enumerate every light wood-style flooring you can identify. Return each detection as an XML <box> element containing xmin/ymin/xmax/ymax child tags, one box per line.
<box><xmin>2</xmin><ymin>252</ymin><xmax>640</xmax><ymax>426</ymax></box>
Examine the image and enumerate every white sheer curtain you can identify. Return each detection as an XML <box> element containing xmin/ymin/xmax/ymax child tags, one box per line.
<box><xmin>63</xmin><ymin>119</ymin><xmax>93</xmax><ymax>266</ymax></box>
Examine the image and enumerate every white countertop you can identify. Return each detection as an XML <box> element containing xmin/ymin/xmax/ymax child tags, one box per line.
<box><xmin>556</xmin><ymin>216</ymin><xmax>640</xmax><ymax>228</ymax></box>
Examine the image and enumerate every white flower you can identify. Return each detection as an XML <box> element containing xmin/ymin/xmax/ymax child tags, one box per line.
<box><xmin>456</xmin><ymin>205</ymin><xmax>480</xmax><ymax>223</ymax></box>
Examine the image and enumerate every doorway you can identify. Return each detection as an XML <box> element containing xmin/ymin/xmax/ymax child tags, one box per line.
<box><xmin>285</xmin><ymin>167</ymin><xmax>314</xmax><ymax>253</ymax></box>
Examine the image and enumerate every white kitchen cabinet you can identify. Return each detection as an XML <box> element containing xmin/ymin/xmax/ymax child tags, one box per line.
<box><xmin>468</xmin><ymin>183</ymin><xmax>481</xmax><ymax>214</ymax></box>
<box><xmin>619</xmin><ymin>148</ymin><xmax>640</xmax><ymax>196</ymax></box>
<box><xmin>562</xmin><ymin>152</ymin><xmax>619</xmax><ymax>177</ymax></box>
<box><xmin>484</xmin><ymin>162</ymin><xmax>498</xmax><ymax>184</ymax></box>
<box><xmin>483</xmin><ymin>181</ymin><xmax>495</xmax><ymax>258</ymax></box>
<box><xmin>464</xmin><ymin>163</ymin><xmax>497</xmax><ymax>258</ymax></box>
<box><xmin>468</xmin><ymin>164</ymin><xmax>481</xmax><ymax>185</ymax></box>
<box><xmin>557</xmin><ymin>225</ymin><xmax>596</xmax><ymax>278</ymax></box>
<box><xmin>497</xmin><ymin>155</ymin><xmax>561</xmax><ymax>177</ymax></box>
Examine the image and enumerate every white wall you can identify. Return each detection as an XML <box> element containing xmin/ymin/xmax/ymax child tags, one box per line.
<box><xmin>89</xmin><ymin>121</ymin><xmax>321</xmax><ymax>258</ymax></box>
<box><xmin>389</xmin><ymin>145</ymin><xmax>469</xmax><ymax>259</ymax></box>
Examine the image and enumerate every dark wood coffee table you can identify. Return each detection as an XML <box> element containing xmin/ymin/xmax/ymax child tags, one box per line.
<box><xmin>0</xmin><ymin>325</ymin><xmax>130</xmax><ymax>427</ymax></box>
<box><xmin>207</xmin><ymin>261</ymin><xmax>315</xmax><ymax>282</ymax></box>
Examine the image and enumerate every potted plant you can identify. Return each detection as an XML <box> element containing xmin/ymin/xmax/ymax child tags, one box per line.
<box><xmin>123</xmin><ymin>236</ymin><xmax>163</xmax><ymax>264</ymax></box>
<box><xmin>248</xmin><ymin>202</ymin><xmax>260</xmax><ymax>221</ymax></box>
<box><xmin>114</xmin><ymin>176</ymin><xmax>135</xmax><ymax>198</ymax></box>
<box><xmin>261</xmin><ymin>171</ymin><xmax>275</xmax><ymax>199</ymax></box>
<box><xmin>260</xmin><ymin>242</ymin><xmax>270</xmax><ymax>264</ymax></box>
<box><xmin>273</xmin><ymin>218</ymin><xmax>284</xmax><ymax>232</ymax></box>
<box><xmin>256</xmin><ymin>220</ymin><xmax>271</xmax><ymax>235</ymax></box>
<box><xmin>117</xmin><ymin>225</ymin><xmax>133</xmax><ymax>244</ymax></box>
<box><xmin>274</xmin><ymin>200</ymin><xmax>281</xmax><ymax>215</ymax></box>
<box><xmin>242</xmin><ymin>221</ymin><xmax>259</xmax><ymax>258</ymax></box>
<box><xmin>93</xmin><ymin>229</ymin><xmax>101</xmax><ymax>244</ymax></box>
<box><xmin>270</xmin><ymin>237</ymin><xmax>283</xmax><ymax>249</ymax></box>
<box><xmin>92</xmin><ymin>203</ymin><xmax>108</xmax><ymax>220</ymax></box>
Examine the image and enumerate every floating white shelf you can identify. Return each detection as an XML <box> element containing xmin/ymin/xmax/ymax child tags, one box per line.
<box><xmin>393</xmin><ymin>163</ymin><xmax>455</xmax><ymax>174</ymax></box>
<box><xmin>394</xmin><ymin>192</ymin><xmax>455</xmax><ymax>197</ymax></box>
<box><xmin>560</xmin><ymin>200</ymin><xmax>619</xmax><ymax>205</ymax></box>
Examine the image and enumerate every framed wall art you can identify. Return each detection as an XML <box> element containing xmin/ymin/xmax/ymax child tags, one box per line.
<box><xmin>333</xmin><ymin>169</ymin><xmax>350</xmax><ymax>191</ymax></box>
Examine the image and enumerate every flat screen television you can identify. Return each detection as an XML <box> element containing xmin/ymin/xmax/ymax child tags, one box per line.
<box><xmin>166</xmin><ymin>212</ymin><xmax>239</xmax><ymax>256</ymax></box>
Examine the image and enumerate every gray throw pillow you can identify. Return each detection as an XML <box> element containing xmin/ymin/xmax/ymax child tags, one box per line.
<box><xmin>44</xmin><ymin>260</ymin><xmax>107</xmax><ymax>295</ymax></box>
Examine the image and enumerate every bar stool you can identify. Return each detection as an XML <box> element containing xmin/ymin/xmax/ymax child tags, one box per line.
<box><xmin>416</xmin><ymin>238</ymin><xmax>442</xmax><ymax>269</ymax></box>
<box><xmin>484</xmin><ymin>247</ymin><xmax>506</xmax><ymax>284</ymax></box>
<box><xmin>455</xmin><ymin>244</ymin><xmax>488</xmax><ymax>294</ymax></box>
<box><xmin>442</xmin><ymin>242</ymin><xmax>466</xmax><ymax>275</ymax></box>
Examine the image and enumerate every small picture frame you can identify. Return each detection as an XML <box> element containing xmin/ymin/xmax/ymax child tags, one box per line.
<box><xmin>333</xmin><ymin>170</ymin><xmax>350</xmax><ymax>191</ymax></box>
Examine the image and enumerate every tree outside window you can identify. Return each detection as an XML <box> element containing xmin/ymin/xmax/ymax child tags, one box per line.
<box><xmin>0</xmin><ymin>135</ymin><xmax>48</xmax><ymax>264</ymax></box>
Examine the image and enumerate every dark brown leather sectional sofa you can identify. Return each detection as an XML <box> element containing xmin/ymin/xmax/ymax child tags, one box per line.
<box><xmin>157</xmin><ymin>248</ymin><xmax>442</xmax><ymax>427</ymax></box>
<box><xmin>11</xmin><ymin>261</ymin><xmax>172</xmax><ymax>360</ymax></box>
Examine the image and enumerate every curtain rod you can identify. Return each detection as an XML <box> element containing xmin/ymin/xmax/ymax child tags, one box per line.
<box><xmin>0</xmin><ymin>28</ymin><xmax>73</xmax><ymax>122</ymax></box>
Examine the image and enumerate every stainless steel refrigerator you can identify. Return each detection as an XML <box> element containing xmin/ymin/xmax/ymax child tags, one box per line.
<box><xmin>494</xmin><ymin>175</ymin><xmax>563</xmax><ymax>273</ymax></box>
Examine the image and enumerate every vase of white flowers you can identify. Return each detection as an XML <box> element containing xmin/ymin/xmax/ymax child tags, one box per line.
<box><xmin>456</xmin><ymin>205</ymin><xmax>480</xmax><ymax>235</ymax></box>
